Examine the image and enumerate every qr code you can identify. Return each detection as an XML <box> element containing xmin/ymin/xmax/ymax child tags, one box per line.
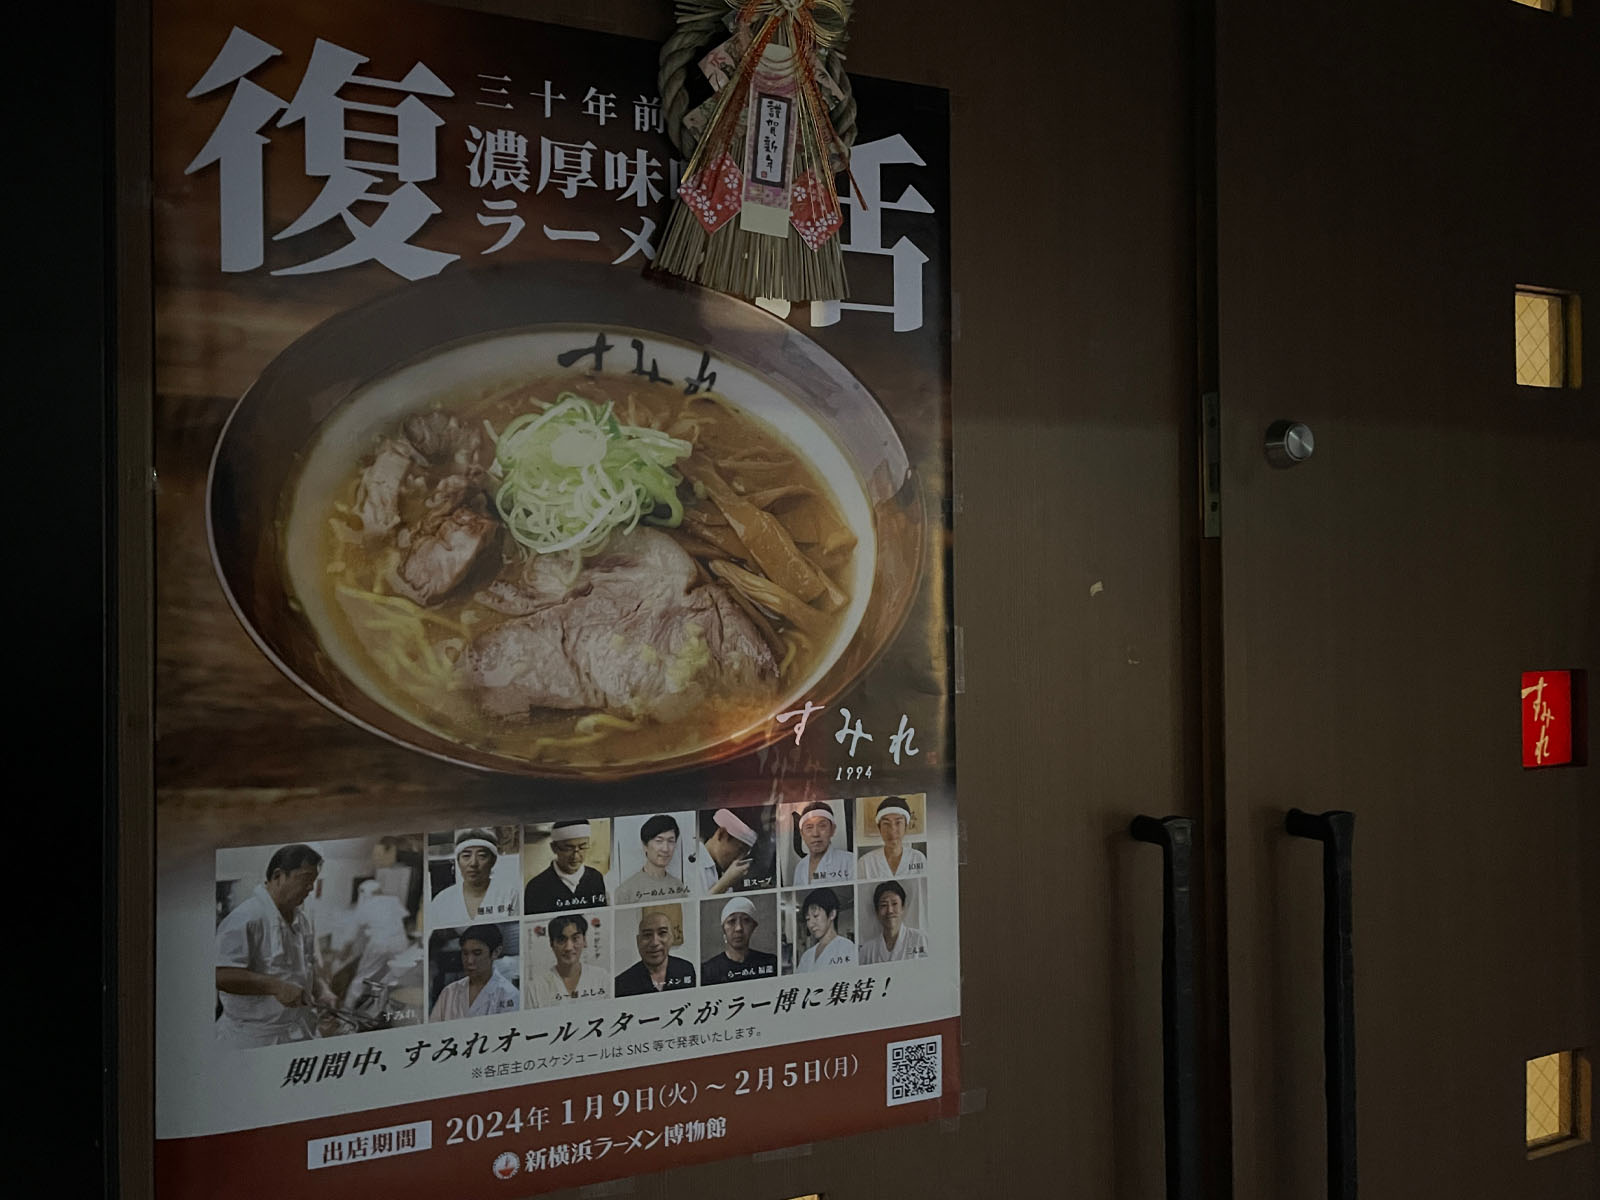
<box><xmin>885</xmin><ymin>1035</ymin><xmax>942</xmax><ymax>1106</ymax></box>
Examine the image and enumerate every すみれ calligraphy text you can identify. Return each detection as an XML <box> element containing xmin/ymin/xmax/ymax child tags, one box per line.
<box><xmin>834</xmin><ymin>707</ymin><xmax>873</xmax><ymax>756</ymax></box>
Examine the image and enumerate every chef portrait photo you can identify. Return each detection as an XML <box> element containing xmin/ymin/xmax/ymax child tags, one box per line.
<box><xmin>425</xmin><ymin>827</ymin><xmax>522</xmax><ymax>927</ymax></box>
<box><xmin>524</xmin><ymin>912</ymin><xmax>612</xmax><ymax>1008</ymax></box>
<box><xmin>693</xmin><ymin>804</ymin><xmax>777</xmax><ymax>894</ymax></box>
<box><xmin>214</xmin><ymin>836</ymin><xmax>427</xmax><ymax>1047</ymax></box>
<box><xmin>613</xmin><ymin>904</ymin><xmax>697</xmax><ymax>996</ymax></box>
<box><xmin>325</xmin><ymin>836</ymin><xmax>426</xmax><ymax>1022</ymax></box>
<box><xmin>698</xmin><ymin>894</ymin><xmax>779</xmax><ymax>985</ymax></box>
<box><xmin>782</xmin><ymin>798</ymin><xmax>855</xmax><ymax>887</ymax></box>
<box><xmin>857</xmin><ymin>878</ymin><xmax>931</xmax><ymax>964</ymax></box>
<box><xmin>368</xmin><ymin>835</ymin><xmax>425</xmax><ymax>917</ymax></box>
<box><xmin>856</xmin><ymin>795</ymin><xmax>929</xmax><ymax>879</ymax></box>
<box><xmin>213</xmin><ymin>842</ymin><xmax>339</xmax><ymax>1048</ymax></box>
<box><xmin>523</xmin><ymin>819</ymin><xmax>611</xmax><ymax>914</ymax></box>
<box><xmin>427</xmin><ymin>922</ymin><xmax>521</xmax><ymax>1022</ymax></box>
<box><xmin>611</xmin><ymin>812</ymin><xmax>693</xmax><ymax>904</ymax></box>
<box><xmin>783</xmin><ymin>886</ymin><xmax>857</xmax><ymax>973</ymax></box>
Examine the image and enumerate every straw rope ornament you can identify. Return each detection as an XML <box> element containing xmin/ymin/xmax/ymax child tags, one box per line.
<box><xmin>654</xmin><ymin>0</ymin><xmax>860</xmax><ymax>307</ymax></box>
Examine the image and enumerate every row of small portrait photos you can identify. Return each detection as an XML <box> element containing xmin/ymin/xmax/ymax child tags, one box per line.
<box><xmin>425</xmin><ymin>876</ymin><xmax>934</xmax><ymax>1022</ymax></box>
<box><xmin>421</xmin><ymin>794</ymin><xmax>931</xmax><ymax>930</ymax></box>
<box><xmin>210</xmin><ymin>796</ymin><xmax>934</xmax><ymax>1046</ymax></box>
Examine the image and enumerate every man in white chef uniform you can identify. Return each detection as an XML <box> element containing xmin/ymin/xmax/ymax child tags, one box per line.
<box><xmin>858</xmin><ymin>796</ymin><xmax>928</xmax><ymax>879</ymax></box>
<box><xmin>796</xmin><ymin>888</ymin><xmax>856</xmax><ymax>972</ymax></box>
<box><xmin>526</xmin><ymin>913</ymin><xmax>612</xmax><ymax>1007</ymax></box>
<box><xmin>858</xmin><ymin>879</ymin><xmax>930</xmax><ymax>964</ymax></box>
<box><xmin>429</xmin><ymin>924</ymin><xmax>520</xmax><ymax>1021</ymax></box>
<box><xmin>697</xmin><ymin>808</ymin><xmax>760</xmax><ymax>894</ymax></box>
<box><xmin>340</xmin><ymin>879</ymin><xmax>414</xmax><ymax>1010</ymax></box>
<box><xmin>429</xmin><ymin>829</ymin><xmax>521</xmax><ymax>926</ymax></box>
<box><xmin>790</xmin><ymin>800</ymin><xmax>854</xmax><ymax>886</ymax></box>
<box><xmin>214</xmin><ymin>844</ymin><xmax>339</xmax><ymax>1047</ymax></box>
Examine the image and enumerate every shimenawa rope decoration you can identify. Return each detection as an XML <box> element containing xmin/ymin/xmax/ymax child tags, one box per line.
<box><xmin>652</xmin><ymin>0</ymin><xmax>859</xmax><ymax>305</ymax></box>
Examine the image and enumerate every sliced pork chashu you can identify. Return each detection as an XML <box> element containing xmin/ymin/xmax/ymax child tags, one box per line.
<box><xmin>464</xmin><ymin>528</ymin><xmax>778</xmax><ymax>722</ymax></box>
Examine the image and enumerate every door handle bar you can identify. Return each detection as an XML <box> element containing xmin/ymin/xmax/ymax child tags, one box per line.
<box><xmin>1130</xmin><ymin>815</ymin><xmax>1200</xmax><ymax>1200</ymax></box>
<box><xmin>1286</xmin><ymin>808</ymin><xmax>1357</xmax><ymax>1200</ymax></box>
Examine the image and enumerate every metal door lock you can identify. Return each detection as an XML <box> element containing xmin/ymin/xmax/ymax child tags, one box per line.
<box><xmin>1265</xmin><ymin>420</ymin><xmax>1315</xmax><ymax>468</ymax></box>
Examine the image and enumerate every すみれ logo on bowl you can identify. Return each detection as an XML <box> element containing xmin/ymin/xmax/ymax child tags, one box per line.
<box><xmin>492</xmin><ymin>1150</ymin><xmax>520</xmax><ymax>1180</ymax></box>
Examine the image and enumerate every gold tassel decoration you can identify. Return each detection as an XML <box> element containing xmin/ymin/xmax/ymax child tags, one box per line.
<box><xmin>654</xmin><ymin>1</ymin><xmax>858</xmax><ymax>305</ymax></box>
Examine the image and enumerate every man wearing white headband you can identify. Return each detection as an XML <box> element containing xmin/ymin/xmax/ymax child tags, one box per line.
<box><xmin>790</xmin><ymin>800</ymin><xmax>854</xmax><ymax>887</ymax></box>
<box><xmin>524</xmin><ymin>820</ymin><xmax>608</xmax><ymax>915</ymax></box>
<box><xmin>696</xmin><ymin>808</ymin><xmax>765</xmax><ymax>894</ymax></box>
<box><xmin>701</xmin><ymin>896</ymin><xmax>778</xmax><ymax>985</ymax></box>
<box><xmin>858</xmin><ymin>797</ymin><xmax>928</xmax><ymax>879</ymax></box>
<box><xmin>428</xmin><ymin>828</ymin><xmax>521</xmax><ymax>927</ymax></box>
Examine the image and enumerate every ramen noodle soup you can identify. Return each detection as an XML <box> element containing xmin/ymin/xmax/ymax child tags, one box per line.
<box><xmin>283</xmin><ymin>349</ymin><xmax>871</xmax><ymax>771</ymax></box>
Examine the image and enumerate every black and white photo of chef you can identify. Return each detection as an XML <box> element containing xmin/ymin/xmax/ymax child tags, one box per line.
<box><xmin>698</xmin><ymin>894</ymin><xmax>779</xmax><ymax>985</ymax></box>
<box><xmin>214</xmin><ymin>836</ymin><xmax>427</xmax><ymax>1048</ymax></box>
<box><xmin>856</xmin><ymin>794</ymin><xmax>929</xmax><ymax>879</ymax></box>
<box><xmin>613</xmin><ymin>904</ymin><xmax>697</xmax><ymax>997</ymax></box>
<box><xmin>610</xmin><ymin>812</ymin><xmax>694</xmax><ymax>904</ymax></box>
<box><xmin>856</xmin><ymin>877</ymin><xmax>931</xmax><ymax>964</ymax></box>
<box><xmin>427</xmin><ymin>921</ymin><xmax>521</xmax><ymax>1022</ymax></box>
<box><xmin>524</xmin><ymin>912</ymin><xmax>612</xmax><ymax>1007</ymax></box>
<box><xmin>780</xmin><ymin>886</ymin><xmax>857</xmax><ymax>974</ymax></box>
<box><xmin>692</xmin><ymin>804</ymin><xmax>777</xmax><ymax>895</ymax></box>
<box><xmin>781</xmin><ymin>798</ymin><xmax>855</xmax><ymax>887</ymax></box>
<box><xmin>425</xmin><ymin>826</ymin><xmax>522</xmax><ymax>928</ymax></box>
<box><xmin>522</xmin><ymin>819</ymin><xmax>611</xmax><ymax>914</ymax></box>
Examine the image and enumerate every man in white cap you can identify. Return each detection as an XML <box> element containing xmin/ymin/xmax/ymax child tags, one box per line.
<box><xmin>429</xmin><ymin>828</ymin><xmax>521</xmax><ymax>927</ymax></box>
<box><xmin>701</xmin><ymin>896</ymin><xmax>778</xmax><ymax>985</ymax></box>
<box><xmin>525</xmin><ymin>914</ymin><xmax>611</xmax><ymax>1007</ymax></box>
<box><xmin>858</xmin><ymin>796</ymin><xmax>928</xmax><ymax>879</ymax></box>
<box><xmin>858</xmin><ymin>880</ymin><xmax>930</xmax><ymax>964</ymax></box>
<box><xmin>696</xmin><ymin>808</ymin><xmax>760</xmax><ymax>894</ymax></box>
<box><xmin>790</xmin><ymin>800</ymin><xmax>854</xmax><ymax>886</ymax></box>
<box><xmin>524</xmin><ymin>820</ymin><xmax>608</xmax><ymax>914</ymax></box>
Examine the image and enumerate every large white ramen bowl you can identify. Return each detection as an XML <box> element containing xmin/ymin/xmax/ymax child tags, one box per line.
<box><xmin>208</xmin><ymin>262</ymin><xmax>925</xmax><ymax>780</ymax></box>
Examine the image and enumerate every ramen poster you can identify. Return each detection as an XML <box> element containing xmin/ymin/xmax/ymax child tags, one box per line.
<box><xmin>152</xmin><ymin>0</ymin><xmax>956</xmax><ymax>1195</ymax></box>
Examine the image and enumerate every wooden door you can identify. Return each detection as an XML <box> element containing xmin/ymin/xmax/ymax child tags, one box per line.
<box><xmin>1218</xmin><ymin>1</ymin><xmax>1599</xmax><ymax>1196</ymax></box>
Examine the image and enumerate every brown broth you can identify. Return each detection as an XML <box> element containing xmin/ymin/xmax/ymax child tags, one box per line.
<box><xmin>319</xmin><ymin>372</ymin><xmax>854</xmax><ymax>768</ymax></box>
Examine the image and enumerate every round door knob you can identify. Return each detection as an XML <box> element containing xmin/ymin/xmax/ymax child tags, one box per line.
<box><xmin>1265</xmin><ymin>420</ymin><xmax>1315</xmax><ymax>468</ymax></box>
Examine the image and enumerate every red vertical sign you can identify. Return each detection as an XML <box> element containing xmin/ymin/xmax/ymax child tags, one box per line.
<box><xmin>1521</xmin><ymin>670</ymin><xmax>1573</xmax><ymax>768</ymax></box>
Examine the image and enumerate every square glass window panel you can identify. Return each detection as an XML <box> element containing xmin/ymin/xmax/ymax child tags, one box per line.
<box><xmin>1527</xmin><ymin>1052</ymin><xmax>1572</xmax><ymax>1145</ymax></box>
<box><xmin>1515</xmin><ymin>291</ymin><xmax>1566</xmax><ymax>387</ymax></box>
